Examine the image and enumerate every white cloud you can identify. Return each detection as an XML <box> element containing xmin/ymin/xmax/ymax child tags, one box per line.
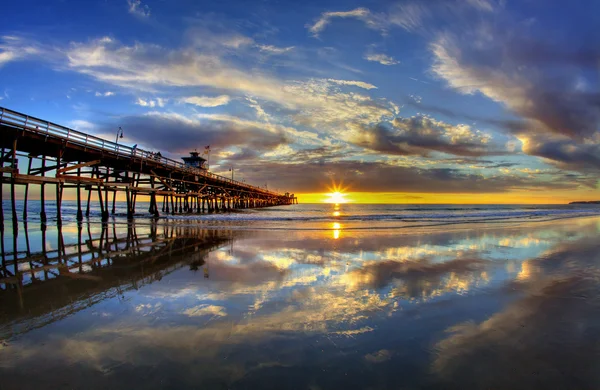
<box><xmin>127</xmin><ymin>0</ymin><xmax>150</xmax><ymax>18</ymax></box>
<box><xmin>307</xmin><ymin>1</ymin><xmax>496</xmax><ymax>38</ymax></box>
<box><xmin>307</xmin><ymin>5</ymin><xmax>425</xmax><ymax>38</ymax></box>
<box><xmin>64</xmin><ymin>37</ymin><xmax>307</xmax><ymax>109</ymax></box>
<box><xmin>2</xmin><ymin>36</ymin><xmax>398</xmax><ymax>145</ymax></box>
<box><xmin>327</xmin><ymin>79</ymin><xmax>377</xmax><ymax>90</ymax></box>
<box><xmin>185</xmin><ymin>28</ymin><xmax>255</xmax><ymax>51</ymax></box>
<box><xmin>0</xmin><ymin>51</ymin><xmax>17</xmax><ymax>66</ymax></box>
<box><xmin>465</xmin><ymin>0</ymin><xmax>497</xmax><ymax>12</ymax></box>
<box><xmin>221</xmin><ymin>35</ymin><xmax>254</xmax><ymax>49</ymax></box>
<box><xmin>68</xmin><ymin>120</ymin><xmax>96</xmax><ymax>132</ymax></box>
<box><xmin>95</xmin><ymin>91</ymin><xmax>115</xmax><ymax>97</ymax></box>
<box><xmin>183</xmin><ymin>304</ymin><xmax>227</xmax><ymax>318</ymax></box>
<box><xmin>364</xmin><ymin>53</ymin><xmax>400</xmax><ymax>66</ymax></box>
<box><xmin>284</xmin><ymin>79</ymin><xmax>395</xmax><ymax>134</ymax></box>
<box><xmin>181</xmin><ymin>95</ymin><xmax>231</xmax><ymax>107</ymax></box>
<box><xmin>245</xmin><ymin>97</ymin><xmax>270</xmax><ymax>121</ymax></box>
<box><xmin>135</xmin><ymin>98</ymin><xmax>165</xmax><ymax>107</ymax></box>
<box><xmin>136</xmin><ymin>98</ymin><xmax>153</xmax><ymax>107</ymax></box>
<box><xmin>0</xmin><ymin>36</ymin><xmax>42</xmax><ymax>67</ymax></box>
<box><xmin>307</xmin><ymin>8</ymin><xmax>377</xmax><ymax>37</ymax></box>
<box><xmin>256</xmin><ymin>44</ymin><xmax>295</xmax><ymax>54</ymax></box>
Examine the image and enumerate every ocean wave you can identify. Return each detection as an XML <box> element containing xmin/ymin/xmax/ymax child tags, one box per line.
<box><xmin>164</xmin><ymin>208</ymin><xmax>600</xmax><ymax>223</ymax></box>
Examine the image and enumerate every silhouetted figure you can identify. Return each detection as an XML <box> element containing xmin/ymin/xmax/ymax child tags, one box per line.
<box><xmin>190</xmin><ymin>258</ymin><xmax>205</xmax><ymax>271</ymax></box>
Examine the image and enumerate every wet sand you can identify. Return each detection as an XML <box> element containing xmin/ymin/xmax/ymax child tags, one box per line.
<box><xmin>0</xmin><ymin>216</ymin><xmax>599</xmax><ymax>389</ymax></box>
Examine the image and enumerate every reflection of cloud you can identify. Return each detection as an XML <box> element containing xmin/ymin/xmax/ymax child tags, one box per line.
<box><xmin>498</xmin><ymin>236</ymin><xmax>542</xmax><ymax>248</ymax></box>
<box><xmin>183</xmin><ymin>305</ymin><xmax>227</xmax><ymax>318</ymax></box>
<box><xmin>333</xmin><ymin>326</ymin><xmax>374</xmax><ymax>336</ymax></box>
<box><xmin>364</xmin><ymin>349</ymin><xmax>392</xmax><ymax>363</ymax></box>
<box><xmin>433</xmin><ymin>237</ymin><xmax>600</xmax><ymax>389</ymax></box>
<box><xmin>135</xmin><ymin>303</ymin><xmax>162</xmax><ymax>315</ymax></box>
<box><xmin>341</xmin><ymin>257</ymin><xmax>487</xmax><ymax>292</ymax></box>
<box><xmin>516</xmin><ymin>260</ymin><xmax>534</xmax><ymax>281</ymax></box>
<box><xmin>433</xmin><ymin>276</ymin><xmax>600</xmax><ymax>389</ymax></box>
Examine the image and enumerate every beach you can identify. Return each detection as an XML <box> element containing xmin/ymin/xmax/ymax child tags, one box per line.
<box><xmin>0</xmin><ymin>203</ymin><xmax>599</xmax><ymax>388</ymax></box>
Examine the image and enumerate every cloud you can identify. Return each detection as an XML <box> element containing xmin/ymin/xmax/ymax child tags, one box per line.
<box><xmin>465</xmin><ymin>0</ymin><xmax>496</xmax><ymax>12</ymax></box>
<box><xmin>181</xmin><ymin>95</ymin><xmax>231</xmax><ymax>107</ymax></box>
<box><xmin>430</xmin><ymin>20</ymin><xmax>600</xmax><ymax>171</ymax></box>
<box><xmin>349</xmin><ymin>114</ymin><xmax>496</xmax><ymax>157</ymax></box>
<box><xmin>307</xmin><ymin>4</ymin><xmax>429</xmax><ymax>38</ymax></box>
<box><xmin>307</xmin><ymin>1</ymin><xmax>495</xmax><ymax>38</ymax></box>
<box><xmin>4</xmin><ymin>36</ymin><xmax>396</xmax><ymax>141</ymax></box>
<box><xmin>256</xmin><ymin>44</ymin><xmax>294</xmax><ymax>54</ymax></box>
<box><xmin>245</xmin><ymin>97</ymin><xmax>270</xmax><ymax>121</ymax></box>
<box><xmin>307</xmin><ymin>8</ymin><xmax>375</xmax><ymax>37</ymax></box>
<box><xmin>326</xmin><ymin>78</ymin><xmax>377</xmax><ymax>90</ymax></box>
<box><xmin>280</xmin><ymin>79</ymin><xmax>396</xmax><ymax>134</ymax></box>
<box><xmin>68</xmin><ymin>120</ymin><xmax>97</xmax><ymax>132</ymax></box>
<box><xmin>94</xmin><ymin>91</ymin><xmax>115</xmax><ymax>97</ymax></box>
<box><xmin>519</xmin><ymin>134</ymin><xmax>600</xmax><ymax>172</ymax></box>
<box><xmin>62</xmin><ymin>37</ymin><xmax>319</xmax><ymax>110</ymax></box>
<box><xmin>117</xmin><ymin>111</ymin><xmax>288</xmax><ymax>155</ymax></box>
<box><xmin>364</xmin><ymin>53</ymin><xmax>399</xmax><ymax>65</ymax></box>
<box><xmin>220</xmin><ymin>35</ymin><xmax>254</xmax><ymax>49</ymax></box>
<box><xmin>127</xmin><ymin>0</ymin><xmax>150</xmax><ymax>18</ymax></box>
<box><xmin>222</xmin><ymin>159</ymin><xmax>583</xmax><ymax>194</ymax></box>
<box><xmin>0</xmin><ymin>36</ymin><xmax>43</xmax><ymax>67</ymax></box>
<box><xmin>135</xmin><ymin>98</ymin><xmax>166</xmax><ymax>108</ymax></box>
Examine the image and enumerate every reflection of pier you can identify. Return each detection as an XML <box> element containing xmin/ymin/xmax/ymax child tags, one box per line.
<box><xmin>0</xmin><ymin>223</ymin><xmax>232</xmax><ymax>338</ymax></box>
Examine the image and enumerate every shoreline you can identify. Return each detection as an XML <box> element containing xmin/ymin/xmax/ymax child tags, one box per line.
<box><xmin>15</xmin><ymin>211</ymin><xmax>597</xmax><ymax>234</ymax></box>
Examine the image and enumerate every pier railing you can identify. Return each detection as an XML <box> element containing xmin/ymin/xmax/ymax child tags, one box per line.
<box><xmin>0</xmin><ymin>107</ymin><xmax>282</xmax><ymax>197</ymax></box>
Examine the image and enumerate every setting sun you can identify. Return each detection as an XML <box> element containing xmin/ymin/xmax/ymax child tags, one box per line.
<box><xmin>326</xmin><ymin>191</ymin><xmax>347</xmax><ymax>204</ymax></box>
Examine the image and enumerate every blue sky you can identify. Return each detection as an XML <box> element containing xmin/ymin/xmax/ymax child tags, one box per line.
<box><xmin>1</xmin><ymin>0</ymin><xmax>599</xmax><ymax>202</ymax></box>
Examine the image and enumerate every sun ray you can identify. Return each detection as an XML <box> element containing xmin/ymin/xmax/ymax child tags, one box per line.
<box><xmin>324</xmin><ymin>181</ymin><xmax>350</xmax><ymax>203</ymax></box>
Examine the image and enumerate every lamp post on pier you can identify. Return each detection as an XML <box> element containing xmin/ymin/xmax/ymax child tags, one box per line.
<box><xmin>115</xmin><ymin>127</ymin><xmax>124</xmax><ymax>144</ymax></box>
<box><xmin>229</xmin><ymin>167</ymin><xmax>234</xmax><ymax>181</ymax></box>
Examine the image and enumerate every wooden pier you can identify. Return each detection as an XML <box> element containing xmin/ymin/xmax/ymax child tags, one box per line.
<box><xmin>0</xmin><ymin>107</ymin><xmax>298</xmax><ymax>228</ymax></box>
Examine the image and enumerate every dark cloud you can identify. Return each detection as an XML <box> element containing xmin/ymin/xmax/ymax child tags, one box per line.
<box><xmin>234</xmin><ymin>160</ymin><xmax>584</xmax><ymax>193</ymax></box>
<box><xmin>225</xmin><ymin>145</ymin><xmax>351</xmax><ymax>164</ymax></box>
<box><xmin>403</xmin><ymin>99</ymin><xmax>529</xmax><ymax>135</ymax></box>
<box><xmin>523</xmin><ymin>136</ymin><xmax>600</xmax><ymax>173</ymax></box>
<box><xmin>115</xmin><ymin>114</ymin><xmax>287</xmax><ymax>154</ymax></box>
<box><xmin>350</xmin><ymin>115</ymin><xmax>505</xmax><ymax>157</ymax></box>
<box><xmin>431</xmin><ymin>11</ymin><xmax>600</xmax><ymax>171</ymax></box>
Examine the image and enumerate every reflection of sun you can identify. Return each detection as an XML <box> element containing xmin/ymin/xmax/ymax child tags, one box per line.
<box><xmin>332</xmin><ymin>222</ymin><xmax>341</xmax><ymax>239</ymax></box>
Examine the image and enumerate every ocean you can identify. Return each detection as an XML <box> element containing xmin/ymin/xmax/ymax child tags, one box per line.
<box><xmin>1</xmin><ymin>201</ymin><xmax>600</xmax><ymax>389</ymax></box>
<box><xmin>5</xmin><ymin>200</ymin><xmax>600</xmax><ymax>229</ymax></box>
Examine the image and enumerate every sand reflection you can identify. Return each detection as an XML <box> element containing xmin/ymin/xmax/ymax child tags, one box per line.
<box><xmin>0</xmin><ymin>217</ymin><xmax>599</xmax><ymax>388</ymax></box>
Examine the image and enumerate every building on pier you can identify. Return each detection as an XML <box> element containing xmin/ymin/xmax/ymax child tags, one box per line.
<box><xmin>181</xmin><ymin>150</ymin><xmax>207</xmax><ymax>170</ymax></box>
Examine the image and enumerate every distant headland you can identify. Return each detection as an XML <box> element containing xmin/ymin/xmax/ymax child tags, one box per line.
<box><xmin>569</xmin><ymin>201</ymin><xmax>600</xmax><ymax>204</ymax></box>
